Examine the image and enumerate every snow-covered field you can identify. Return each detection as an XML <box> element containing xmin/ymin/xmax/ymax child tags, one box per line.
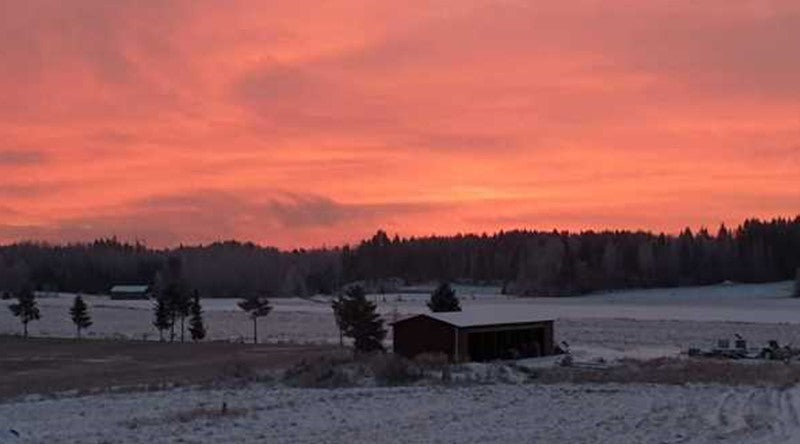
<box><xmin>1</xmin><ymin>281</ymin><xmax>797</xmax><ymax>357</ymax></box>
<box><xmin>3</xmin><ymin>383</ymin><xmax>800</xmax><ymax>443</ymax></box>
<box><xmin>3</xmin><ymin>281</ymin><xmax>800</xmax><ymax>443</ymax></box>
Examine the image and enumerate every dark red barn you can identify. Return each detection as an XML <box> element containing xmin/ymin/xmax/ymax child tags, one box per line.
<box><xmin>392</xmin><ymin>311</ymin><xmax>554</xmax><ymax>362</ymax></box>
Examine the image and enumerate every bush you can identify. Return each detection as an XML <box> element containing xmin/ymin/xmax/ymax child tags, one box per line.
<box><xmin>370</xmin><ymin>354</ymin><xmax>422</xmax><ymax>386</ymax></box>
<box><xmin>283</xmin><ymin>354</ymin><xmax>356</xmax><ymax>388</ymax></box>
<box><xmin>219</xmin><ymin>359</ymin><xmax>255</xmax><ymax>380</ymax></box>
<box><xmin>413</xmin><ymin>352</ymin><xmax>450</xmax><ymax>371</ymax></box>
<box><xmin>171</xmin><ymin>406</ymin><xmax>248</xmax><ymax>423</ymax></box>
<box><xmin>283</xmin><ymin>352</ymin><xmax>438</xmax><ymax>387</ymax></box>
<box><xmin>122</xmin><ymin>404</ymin><xmax>247</xmax><ymax>430</ymax></box>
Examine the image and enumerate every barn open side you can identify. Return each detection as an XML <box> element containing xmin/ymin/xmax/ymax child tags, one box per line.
<box><xmin>392</xmin><ymin>311</ymin><xmax>554</xmax><ymax>362</ymax></box>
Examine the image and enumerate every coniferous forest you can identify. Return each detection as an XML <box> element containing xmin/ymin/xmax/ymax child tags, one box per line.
<box><xmin>0</xmin><ymin>216</ymin><xmax>798</xmax><ymax>298</ymax></box>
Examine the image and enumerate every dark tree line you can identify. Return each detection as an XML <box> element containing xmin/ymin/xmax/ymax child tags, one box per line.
<box><xmin>0</xmin><ymin>239</ymin><xmax>340</xmax><ymax>298</ymax></box>
<box><xmin>342</xmin><ymin>217</ymin><xmax>800</xmax><ymax>296</ymax></box>
<box><xmin>1</xmin><ymin>217</ymin><xmax>799</xmax><ymax>298</ymax></box>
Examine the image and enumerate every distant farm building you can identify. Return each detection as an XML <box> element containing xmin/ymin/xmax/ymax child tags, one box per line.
<box><xmin>110</xmin><ymin>285</ymin><xmax>151</xmax><ymax>300</ymax></box>
<box><xmin>392</xmin><ymin>311</ymin><xmax>554</xmax><ymax>362</ymax></box>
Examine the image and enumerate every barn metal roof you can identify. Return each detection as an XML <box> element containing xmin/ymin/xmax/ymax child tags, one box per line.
<box><xmin>110</xmin><ymin>285</ymin><xmax>150</xmax><ymax>293</ymax></box>
<box><xmin>403</xmin><ymin>309</ymin><xmax>553</xmax><ymax>328</ymax></box>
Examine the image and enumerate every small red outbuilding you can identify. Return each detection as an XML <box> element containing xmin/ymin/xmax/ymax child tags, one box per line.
<box><xmin>392</xmin><ymin>311</ymin><xmax>554</xmax><ymax>362</ymax></box>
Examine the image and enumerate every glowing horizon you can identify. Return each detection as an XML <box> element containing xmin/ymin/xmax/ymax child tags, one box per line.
<box><xmin>1</xmin><ymin>1</ymin><xmax>798</xmax><ymax>249</ymax></box>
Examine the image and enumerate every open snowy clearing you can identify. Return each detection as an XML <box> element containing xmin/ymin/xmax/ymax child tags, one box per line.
<box><xmin>1</xmin><ymin>281</ymin><xmax>797</xmax><ymax>362</ymax></box>
<box><xmin>3</xmin><ymin>383</ymin><xmax>800</xmax><ymax>444</ymax></box>
<box><xmin>3</xmin><ymin>282</ymin><xmax>800</xmax><ymax>443</ymax></box>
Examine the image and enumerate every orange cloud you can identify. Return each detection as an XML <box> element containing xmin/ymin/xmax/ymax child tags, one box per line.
<box><xmin>1</xmin><ymin>1</ymin><xmax>798</xmax><ymax>248</ymax></box>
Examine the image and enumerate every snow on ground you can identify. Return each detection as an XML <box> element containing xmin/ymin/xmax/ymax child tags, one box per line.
<box><xmin>3</xmin><ymin>382</ymin><xmax>800</xmax><ymax>444</ymax></box>
<box><xmin>1</xmin><ymin>281</ymin><xmax>798</xmax><ymax>360</ymax></box>
<box><xmin>0</xmin><ymin>294</ymin><xmax>339</xmax><ymax>343</ymax></box>
<box><xmin>3</xmin><ymin>282</ymin><xmax>800</xmax><ymax>443</ymax></box>
<box><xmin>379</xmin><ymin>281</ymin><xmax>799</xmax><ymax>325</ymax></box>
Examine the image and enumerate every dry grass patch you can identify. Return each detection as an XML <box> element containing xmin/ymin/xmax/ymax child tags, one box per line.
<box><xmin>413</xmin><ymin>352</ymin><xmax>449</xmax><ymax>371</ymax></box>
<box><xmin>171</xmin><ymin>405</ymin><xmax>249</xmax><ymax>423</ymax></box>
<box><xmin>370</xmin><ymin>354</ymin><xmax>423</xmax><ymax>386</ymax></box>
<box><xmin>122</xmin><ymin>404</ymin><xmax>248</xmax><ymax>430</ymax></box>
<box><xmin>282</xmin><ymin>351</ymin><xmax>357</xmax><ymax>388</ymax></box>
<box><xmin>539</xmin><ymin>357</ymin><xmax>800</xmax><ymax>387</ymax></box>
<box><xmin>283</xmin><ymin>352</ymin><xmax>435</xmax><ymax>387</ymax></box>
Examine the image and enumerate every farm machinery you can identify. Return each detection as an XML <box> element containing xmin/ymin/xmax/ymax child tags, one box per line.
<box><xmin>688</xmin><ymin>335</ymin><xmax>800</xmax><ymax>361</ymax></box>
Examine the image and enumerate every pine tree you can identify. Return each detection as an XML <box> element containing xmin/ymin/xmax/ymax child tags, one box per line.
<box><xmin>152</xmin><ymin>295</ymin><xmax>172</xmax><ymax>341</ymax></box>
<box><xmin>172</xmin><ymin>284</ymin><xmax>192</xmax><ymax>343</ymax></box>
<box><xmin>427</xmin><ymin>282</ymin><xmax>461</xmax><ymax>312</ymax></box>
<box><xmin>238</xmin><ymin>295</ymin><xmax>272</xmax><ymax>344</ymax></box>
<box><xmin>339</xmin><ymin>285</ymin><xmax>386</xmax><ymax>353</ymax></box>
<box><xmin>157</xmin><ymin>256</ymin><xmax>191</xmax><ymax>342</ymax></box>
<box><xmin>8</xmin><ymin>287</ymin><xmax>40</xmax><ymax>338</ymax></box>
<box><xmin>188</xmin><ymin>290</ymin><xmax>206</xmax><ymax>341</ymax></box>
<box><xmin>331</xmin><ymin>293</ymin><xmax>346</xmax><ymax>347</ymax></box>
<box><xmin>158</xmin><ymin>281</ymin><xmax>190</xmax><ymax>342</ymax></box>
<box><xmin>69</xmin><ymin>295</ymin><xmax>92</xmax><ymax>339</ymax></box>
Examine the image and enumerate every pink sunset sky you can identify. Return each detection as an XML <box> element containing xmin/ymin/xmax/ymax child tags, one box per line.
<box><xmin>1</xmin><ymin>0</ymin><xmax>798</xmax><ymax>248</ymax></box>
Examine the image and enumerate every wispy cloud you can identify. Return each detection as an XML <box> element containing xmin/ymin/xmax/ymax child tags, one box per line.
<box><xmin>0</xmin><ymin>190</ymin><xmax>440</xmax><ymax>247</ymax></box>
<box><xmin>0</xmin><ymin>0</ymin><xmax>798</xmax><ymax>246</ymax></box>
<box><xmin>0</xmin><ymin>150</ymin><xmax>45</xmax><ymax>166</ymax></box>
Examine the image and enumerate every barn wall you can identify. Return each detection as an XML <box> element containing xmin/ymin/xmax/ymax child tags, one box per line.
<box><xmin>393</xmin><ymin>316</ymin><xmax>456</xmax><ymax>359</ymax></box>
<box><xmin>393</xmin><ymin>316</ymin><xmax>555</xmax><ymax>362</ymax></box>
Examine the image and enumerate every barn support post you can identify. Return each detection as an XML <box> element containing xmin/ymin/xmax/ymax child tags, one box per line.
<box><xmin>454</xmin><ymin>326</ymin><xmax>459</xmax><ymax>362</ymax></box>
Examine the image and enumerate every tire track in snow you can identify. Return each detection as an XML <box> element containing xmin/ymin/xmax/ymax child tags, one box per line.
<box><xmin>707</xmin><ymin>386</ymin><xmax>800</xmax><ymax>443</ymax></box>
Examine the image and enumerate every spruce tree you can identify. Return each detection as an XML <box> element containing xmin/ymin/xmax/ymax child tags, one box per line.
<box><xmin>153</xmin><ymin>295</ymin><xmax>172</xmax><ymax>341</ymax></box>
<box><xmin>331</xmin><ymin>293</ymin><xmax>346</xmax><ymax>347</ymax></box>
<box><xmin>8</xmin><ymin>287</ymin><xmax>40</xmax><ymax>338</ymax></box>
<box><xmin>156</xmin><ymin>256</ymin><xmax>191</xmax><ymax>342</ymax></box>
<box><xmin>238</xmin><ymin>295</ymin><xmax>272</xmax><ymax>344</ymax></box>
<box><xmin>69</xmin><ymin>295</ymin><xmax>92</xmax><ymax>339</ymax></box>
<box><xmin>339</xmin><ymin>285</ymin><xmax>386</xmax><ymax>353</ymax></box>
<box><xmin>172</xmin><ymin>284</ymin><xmax>192</xmax><ymax>343</ymax></box>
<box><xmin>159</xmin><ymin>281</ymin><xmax>190</xmax><ymax>342</ymax></box>
<box><xmin>188</xmin><ymin>290</ymin><xmax>206</xmax><ymax>341</ymax></box>
<box><xmin>427</xmin><ymin>282</ymin><xmax>461</xmax><ymax>312</ymax></box>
